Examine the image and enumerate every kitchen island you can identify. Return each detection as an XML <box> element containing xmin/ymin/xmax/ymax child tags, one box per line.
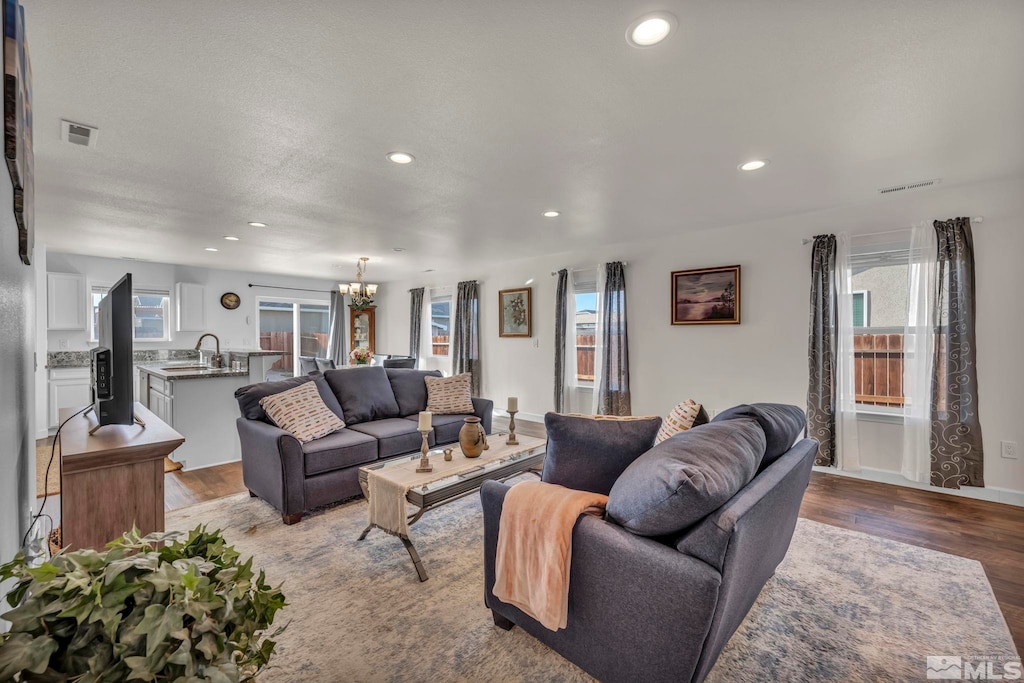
<box><xmin>138</xmin><ymin>351</ymin><xmax>281</xmax><ymax>470</ymax></box>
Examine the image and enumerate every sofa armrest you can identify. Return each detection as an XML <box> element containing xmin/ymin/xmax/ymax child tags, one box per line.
<box><xmin>481</xmin><ymin>480</ymin><xmax>721</xmax><ymax>683</ymax></box>
<box><xmin>472</xmin><ymin>397</ymin><xmax>493</xmax><ymax>433</ymax></box>
<box><xmin>236</xmin><ymin>418</ymin><xmax>305</xmax><ymax>517</ymax></box>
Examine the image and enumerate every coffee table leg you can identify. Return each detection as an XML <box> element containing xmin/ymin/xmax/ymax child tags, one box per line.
<box><xmin>358</xmin><ymin>524</ymin><xmax>373</xmax><ymax>541</ymax></box>
<box><xmin>401</xmin><ymin>535</ymin><xmax>428</xmax><ymax>582</ymax></box>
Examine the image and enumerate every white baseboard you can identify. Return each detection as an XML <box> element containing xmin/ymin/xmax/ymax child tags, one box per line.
<box><xmin>178</xmin><ymin>456</ymin><xmax>241</xmax><ymax>472</ymax></box>
<box><xmin>814</xmin><ymin>465</ymin><xmax>1024</xmax><ymax>508</ymax></box>
<box><xmin>492</xmin><ymin>410</ymin><xmax>545</xmax><ymax>424</ymax></box>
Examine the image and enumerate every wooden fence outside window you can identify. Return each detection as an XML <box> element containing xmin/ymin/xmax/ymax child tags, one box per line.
<box><xmin>854</xmin><ymin>332</ymin><xmax>905</xmax><ymax>407</ymax></box>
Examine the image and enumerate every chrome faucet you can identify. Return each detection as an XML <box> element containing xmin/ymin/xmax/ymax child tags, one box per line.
<box><xmin>194</xmin><ymin>333</ymin><xmax>224</xmax><ymax>368</ymax></box>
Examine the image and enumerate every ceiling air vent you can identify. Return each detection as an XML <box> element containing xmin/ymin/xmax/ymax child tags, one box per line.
<box><xmin>61</xmin><ymin>120</ymin><xmax>98</xmax><ymax>148</ymax></box>
<box><xmin>878</xmin><ymin>178</ymin><xmax>940</xmax><ymax>195</ymax></box>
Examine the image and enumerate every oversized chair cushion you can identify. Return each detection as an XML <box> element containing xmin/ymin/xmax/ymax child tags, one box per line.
<box><xmin>542</xmin><ymin>413</ymin><xmax>662</xmax><ymax>496</ymax></box>
<box><xmin>712</xmin><ymin>403</ymin><xmax>806</xmax><ymax>470</ymax></box>
<box><xmin>606</xmin><ymin>419</ymin><xmax>766</xmax><ymax>537</ymax></box>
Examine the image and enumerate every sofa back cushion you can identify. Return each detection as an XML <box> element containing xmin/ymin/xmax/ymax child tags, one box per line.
<box><xmin>324</xmin><ymin>366</ymin><xmax>401</xmax><ymax>425</ymax></box>
<box><xmin>235</xmin><ymin>375</ymin><xmax>345</xmax><ymax>424</ymax></box>
<box><xmin>386</xmin><ymin>368</ymin><xmax>443</xmax><ymax>416</ymax></box>
<box><xmin>606</xmin><ymin>419</ymin><xmax>766</xmax><ymax>537</ymax></box>
<box><xmin>542</xmin><ymin>413</ymin><xmax>662</xmax><ymax>496</ymax></box>
<box><xmin>711</xmin><ymin>403</ymin><xmax>805</xmax><ymax>470</ymax></box>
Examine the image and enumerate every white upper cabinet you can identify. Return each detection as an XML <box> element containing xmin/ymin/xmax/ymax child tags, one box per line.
<box><xmin>176</xmin><ymin>282</ymin><xmax>206</xmax><ymax>332</ymax></box>
<box><xmin>47</xmin><ymin>273</ymin><xmax>87</xmax><ymax>330</ymax></box>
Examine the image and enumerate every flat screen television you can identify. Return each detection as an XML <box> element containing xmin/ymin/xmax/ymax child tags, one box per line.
<box><xmin>91</xmin><ymin>273</ymin><xmax>135</xmax><ymax>426</ymax></box>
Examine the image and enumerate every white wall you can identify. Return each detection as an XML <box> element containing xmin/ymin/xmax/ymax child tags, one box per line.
<box><xmin>376</xmin><ymin>176</ymin><xmax>1024</xmax><ymax>497</ymax></box>
<box><xmin>44</xmin><ymin>252</ymin><xmax>339</xmax><ymax>352</ymax></box>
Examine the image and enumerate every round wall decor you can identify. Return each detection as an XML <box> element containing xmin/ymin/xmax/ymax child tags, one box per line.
<box><xmin>220</xmin><ymin>292</ymin><xmax>241</xmax><ymax>310</ymax></box>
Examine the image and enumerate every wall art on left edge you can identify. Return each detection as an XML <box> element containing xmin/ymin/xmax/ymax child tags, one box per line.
<box><xmin>3</xmin><ymin>0</ymin><xmax>32</xmax><ymax>265</ymax></box>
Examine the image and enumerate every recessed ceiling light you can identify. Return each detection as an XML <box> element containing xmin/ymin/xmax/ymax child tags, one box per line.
<box><xmin>739</xmin><ymin>160</ymin><xmax>769</xmax><ymax>171</ymax></box>
<box><xmin>205</xmin><ymin>247</ymin><xmax>219</xmax><ymax>252</ymax></box>
<box><xmin>424</xmin><ymin>269</ymin><xmax>435</xmax><ymax>273</ymax></box>
<box><xmin>626</xmin><ymin>12</ymin><xmax>677</xmax><ymax>48</ymax></box>
<box><xmin>392</xmin><ymin>247</ymin><xmax>406</xmax><ymax>252</ymax></box>
<box><xmin>543</xmin><ymin>210</ymin><xmax>560</xmax><ymax>218</ymax></box>
<box><xmin>247</xmin><ymin>221</ymin><xmax>267</xmax><ymax>227</ymax></box>
<box><xmin>386</xmin><ymin>152</ymin><xmax>415</xmax><ymax>165</ymax></box>
<box><xmin>224</xmin><ymin>236</ymin><xmax>239</xmax><ymax>241</ymax></box>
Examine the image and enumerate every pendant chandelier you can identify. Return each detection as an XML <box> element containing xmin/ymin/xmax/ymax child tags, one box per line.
<box><xmin>340</xmin><ymin>257</ymin><xmax>378</xmax><ymax>310</ymax></box>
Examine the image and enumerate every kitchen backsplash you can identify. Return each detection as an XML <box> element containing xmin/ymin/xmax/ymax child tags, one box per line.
<box><xmin>47</xmin><ymin>349</ymin><xmax>201</xmax><ymax>368</ymax></box>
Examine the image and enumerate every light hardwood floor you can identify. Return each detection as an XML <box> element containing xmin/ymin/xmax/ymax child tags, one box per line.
<box><xmin>164</xmin><ymin>419</ymin><xmax>1024</xmax><ymax>652</ymax></box>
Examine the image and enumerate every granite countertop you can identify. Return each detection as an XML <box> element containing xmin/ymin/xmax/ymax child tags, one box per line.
<box><xmin>48</xmin><ymin>348</ymin><xmax>283</xmax><ymax>369</ymax></box>
<box><xmin>138</xmin><ymin>363</ymin><xmax>251</xmax><ymax>381</ymax></box>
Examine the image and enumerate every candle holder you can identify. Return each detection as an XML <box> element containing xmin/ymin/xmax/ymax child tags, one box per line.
<box><xmin>506</xmin><ymin>410</ymin><xmax>520</xmax><ymax>446</ymax></box>
<box><xmin>416</xmin><ymin>429</ymin><xmax>433</xmax><ymax>473</ymax></box>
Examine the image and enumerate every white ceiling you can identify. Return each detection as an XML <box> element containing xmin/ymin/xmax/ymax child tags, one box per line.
<box><xmin>23</xmin><ymin>0</ymin><xmax>1024</xmax><ymax>281</ymax></box>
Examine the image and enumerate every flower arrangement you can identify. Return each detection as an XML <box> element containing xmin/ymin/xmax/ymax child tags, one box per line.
<box><xmin>0</xmin><ymin>526</ymin><xmax>286</xmax><ymax>682</ymax></box>
<box><xmin>349</xmin><ymin>347</ymin><xmax>373</xmax><ymax>365</ymax></box>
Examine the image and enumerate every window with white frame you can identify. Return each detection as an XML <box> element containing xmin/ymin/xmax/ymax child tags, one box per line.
<box><xmin>574</xmin><ymin>284</ymin><xmax>597</xmax><ymax>385</ymax></box>
<box><xmin>848</xmin><ymin>239</ymin><xmax>910</xmax><ymax>410</ymax></box>
<box><xmin>430</xmin><ymin>295</ymin><xmax>451</xmax><ymax>357</ymax></box>
<box><xmin>90</xmin><ymin>284</ymin><xmax>172</xmax><ymax>342</ymax></box>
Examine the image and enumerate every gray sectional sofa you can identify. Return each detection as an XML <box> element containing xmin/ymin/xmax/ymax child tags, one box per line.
<box><xmin>235</xmin><ymin>366</ymin><xmax>492</xmax><ymax>524</ymax></box>
<box><xmin>482</xmin><ymin>403</ymin><xmax>814</xmax><ymax>683</ymax></box>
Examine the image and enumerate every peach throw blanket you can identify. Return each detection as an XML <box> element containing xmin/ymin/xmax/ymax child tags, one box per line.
<box><xmin>493</xmin><ymin>481</ymin><xmax>608</xmax><ymax>631</ymax></box>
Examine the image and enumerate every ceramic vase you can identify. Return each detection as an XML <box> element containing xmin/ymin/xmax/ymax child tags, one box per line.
<box><xmin>459</xmin><ymin>417</ymin><xmax>487</xmax><ymax>458</ymax></box>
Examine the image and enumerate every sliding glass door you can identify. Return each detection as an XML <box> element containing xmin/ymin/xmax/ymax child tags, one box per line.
<box><xmin>257</xmin><ymin>297</ymin><xmax>330</xmax><ymax>379</ymax></box>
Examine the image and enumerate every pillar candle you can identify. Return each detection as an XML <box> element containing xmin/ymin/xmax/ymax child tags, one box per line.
<box><xmin>418</xmin><ymin>411</ymin><xmax>432</xmax><ymax>431</ymax></box>
<box><xmin>507</xmin><ymin>397</ymin><xmax>518</xmax><ymax>413</ymax></box>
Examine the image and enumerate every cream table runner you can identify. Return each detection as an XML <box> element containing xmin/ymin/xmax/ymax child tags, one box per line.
<box><xmin>366</xmin><ymin>435</ymin><xmax>546</xmax><ymax>538</ymax></box>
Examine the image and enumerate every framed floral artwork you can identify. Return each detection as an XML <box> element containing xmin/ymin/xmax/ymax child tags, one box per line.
<box><xmin>498</xmin><ymin>287</ymin><xmax>532</xmax><ymax>337</ymax></box>
<box><xmin>671</xmin><ymin>265</ymin><xmax>741</xmax><ymax>325</ymax></box>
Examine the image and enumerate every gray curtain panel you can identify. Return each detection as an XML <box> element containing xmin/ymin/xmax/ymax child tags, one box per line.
<box><xmin>553</xmin><ymin>269</ymin><xmax>569</xmax><ymax>412</ymax></box>
<box><xmin>409</xmin><ymin>287</ymin><xmax>424</xmax><ymax>362</ymax></box>
<box><xmin>453</xmin><ymin>280</ymin><xmax>481</xmax><ymax>395</ymax></box>
<box><xmin>807</xmin><ymin>234</ymin><xmax>837</xmax><ymax>466</ymax></box>
<box><xmin>596</xmin><ymin>262</ymin><xmax>631</xmax><ymax>416</ymax></box>
<box><xmin>326</xmin><ymin>290</ymin><xmax>346</xmax><ymax>366</ymax></box>
<box><xmin>930</xmin><ymin>217</ymin><xmax>984</xmax><ymax>488</ymax></box>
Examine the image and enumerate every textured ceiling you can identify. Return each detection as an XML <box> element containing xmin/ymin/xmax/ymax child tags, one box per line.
<box><xmin>22</xmin><ymin>0</ymin><xmax>1024</xmax><ymax>281</ymax></box>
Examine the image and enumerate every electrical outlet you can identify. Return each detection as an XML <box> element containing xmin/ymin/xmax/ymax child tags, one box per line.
<box><xmin>58</xmin><ymin>338</ymin><xmax>70</xmax><ymax>350</ymax></box>
<box><xmin>1001</xmin><ymin>441</ymin><xmax>1018</xmax><ymax>460</ymax></box>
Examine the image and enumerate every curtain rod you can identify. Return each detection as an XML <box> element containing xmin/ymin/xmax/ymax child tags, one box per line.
<box><xmin>550</xmin><ymin>262</ymin><xmax>630</xmax><ymax>276</ymax></box>
<box><xmin>248</xmin><ymin>283</ymin><xmax>335</xmax><ymax>293</ymax></box>
<box><xmin>800</xmin><ymin>217</ymin><xmax>984</xmax><ymax>245</ymax></box>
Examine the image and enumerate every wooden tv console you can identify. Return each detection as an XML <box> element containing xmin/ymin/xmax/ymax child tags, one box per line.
<box><xmin>58</xmin><ymin>403</ymin><xmax>184</xmax><ymax>551</ymax></box>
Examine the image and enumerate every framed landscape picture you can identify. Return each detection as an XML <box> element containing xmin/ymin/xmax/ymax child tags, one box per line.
<box><xmin>671</xmin><ymin>265</ymin><xmax>741</xmax><ymax>325</ymax></box>
<box><xmin>498</xmin><ymin>287</ymin><xmax>532</xmax><ymax>337</ymax></box>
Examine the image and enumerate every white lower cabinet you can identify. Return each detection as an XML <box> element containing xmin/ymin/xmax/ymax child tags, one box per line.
<box><xmin>48</xmin><ymin>368</ymin><xmax>91</xmax><ymax>428</ymax></box>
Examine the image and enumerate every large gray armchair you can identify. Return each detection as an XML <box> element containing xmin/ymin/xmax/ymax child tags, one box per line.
<box><xmin>481</xmin><ymin>404</ymin><xmax>816</xmax><ymax>683</ymax></box>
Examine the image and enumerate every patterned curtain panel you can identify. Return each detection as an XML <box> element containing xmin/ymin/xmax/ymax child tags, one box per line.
<box><xmin>807</xmin><ymin>234</ymin><xmax>837</xmax><ymax>466</ymax></box>
<box><xmin>409</xmin><ymin>287</ymin><xmax>424</xmax><ymax>362</ymax></box>
<box><xmin>931</xmin><ymin>217</ymin><xmax>984</xmax><ymax>488</ymax></box>
<box><xmin>553</xmin><ymin>269</ymin><xmax>569</xmax><ymax>412</ymax></box>
<box><xmin>326</xmin><ymin>290</ymin><xmax>346</xmax><ymax>366</ymax></box>
<box><xmin>453</xmin><ymin>280</ymin><xmax>481</xmax><ymax>395</ymax></box>
<box><xmin>596</xmin><ymin>262</ymin><xmax>631</xmax><ymax>416</ymax></box>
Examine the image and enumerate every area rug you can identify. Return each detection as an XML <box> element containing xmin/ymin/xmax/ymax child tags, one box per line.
<box><xmin>166</xmin><ymin>480</ymin><xmax>1018</xmax><ymax>682</ymax></box>
<box><xmin>35</xmin><ymin>439</ymin><xmax>182</xmax><ymax>498</ymax></box>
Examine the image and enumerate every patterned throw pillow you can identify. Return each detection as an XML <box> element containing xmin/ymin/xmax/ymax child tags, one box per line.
<box><xmin>259</xmin><ymin>381</ymin><xmax>346</xmax><ymax>443</ymax></box>
<box><xmin>656</xmin><ymin>399</ymin><xmax>709</xmax><ymax>444</ymax></box>
<box><xmin>424</xmin><ymin>373</ymin><xmax>476</xmax><ymax>415</ymax></box>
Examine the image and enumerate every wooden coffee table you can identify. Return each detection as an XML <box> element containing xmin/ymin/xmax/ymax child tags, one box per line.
<box><xmin>357</xmin><ymin>434</ymin><xmax>546</xmax><ymax>581</ymax></box>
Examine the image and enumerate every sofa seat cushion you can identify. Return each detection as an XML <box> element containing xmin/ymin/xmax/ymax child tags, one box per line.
<box><xmin>387</xmin><ymin>368</ymin><xmax>443</xmax><ymax>416</ymax></box>
<box><xmin>712</xmin><ymin>403</ymin><xmax>806</xmax><ymax>470</ymax></box>
<box><xmin>302</xmin><ymin>429</ymin><xmax>378</xmax><ymax>476</ymax></box>
<box><xmin>606</xmin><ymin>419</ymin><xmax>766</xmax><ymax>537</ymax></box>
<box><xmin>404</xmin><ymin>413</ymin><xmax>470</xmax><ymax>445</ymax></box>
<box><xmin>324</xmin><ymin>366</ymin><xmax>401</xmax><ymax>424</ymax></box>
<box><xmin>349</xmin><ymin>418</ymin><xmax>435</xmax><ymax>458</ymax></box>
<box><xmin>235</xmin><ymin>375</ymin><xmax>345</xmax><ymax>424</ymax></box>
<box><xmin>542</xmin><ymin>413</ymin><xmax>663</xmax><ymax>496</ymax></box>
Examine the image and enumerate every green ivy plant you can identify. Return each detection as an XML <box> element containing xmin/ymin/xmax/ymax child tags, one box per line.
<box><xmin>0</xmin><ymin>526</ymin><xmax>286</xmax><ymax>682</ymax></box>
